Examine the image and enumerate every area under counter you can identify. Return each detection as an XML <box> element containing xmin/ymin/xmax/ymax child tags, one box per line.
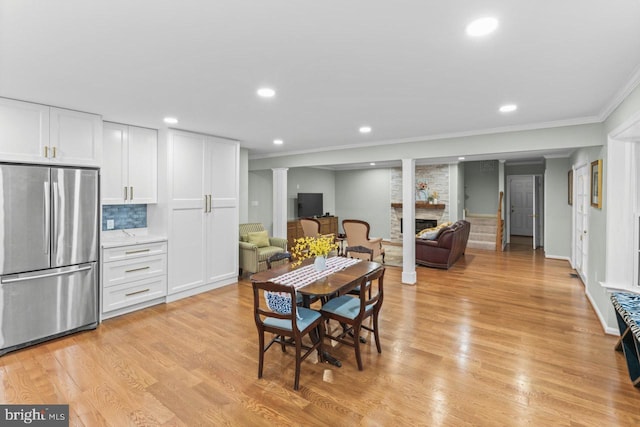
<box><xmin>100</xmin><ymin>238</ymin><xmax>168</xmax><ymax>320</ymax></box>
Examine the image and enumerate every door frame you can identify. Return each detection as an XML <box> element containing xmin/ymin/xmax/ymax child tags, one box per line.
<box><xmin>506</xmin><ymin>174</ymin><xmax>544</xmax><ymax>246</ymax></box>
<box><xmin>572</xmin><ymin>162</ymin><xmax>590</xmax><ymax>282</ymax></box>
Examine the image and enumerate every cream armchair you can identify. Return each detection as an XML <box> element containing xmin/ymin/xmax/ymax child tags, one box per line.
<box><xmin>342</xmin><ymin>219</ymin><xmax>385</xmax><ymax>263</ymax></box>
<box><xmin>239</xmin><ymin>223</ymin><xmax>287</xmax><ymax>275</ymax></box>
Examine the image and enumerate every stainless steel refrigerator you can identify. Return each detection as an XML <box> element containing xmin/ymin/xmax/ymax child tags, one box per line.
<box><xmin>0</xmin><ymin>164</ymin><xmax>99</xmax><ymax>355</ymax></box>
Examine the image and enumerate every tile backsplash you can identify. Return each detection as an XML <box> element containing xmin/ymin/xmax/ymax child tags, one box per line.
<box><xmin>102</xmin><ymin>204</ymin><xmax>147</xmax><ymax>231</ymax></box>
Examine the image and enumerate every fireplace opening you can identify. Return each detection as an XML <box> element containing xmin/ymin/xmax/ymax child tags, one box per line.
<box><xmin>400</xmin><ymin>218</ymin><xmax>437</xmax><ymax>233</ymax></box>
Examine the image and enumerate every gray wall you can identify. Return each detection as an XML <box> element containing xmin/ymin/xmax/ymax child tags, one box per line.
<box><xmin>505</xmin><ymin>162</ymin><xmax>545</xmax><ymax>176</ymax></box>
<box><xmin>287</xmin><ymin>168</ymin><xmax>336</xmax><ymax>219</ymax></box>
<box><xmin>543</xmin><ymin>157</ymin><xmax>572</xmax><ymax>258</ymax></box>
<box><xmin>335</xmin><ymin>168</ymin><xmax>392</xmax><ymax>239</ymax></box>
<box><xmin>464</xmin><ymin>160</ymin><xmax>499</xmax><ymax>215</ymax></box>
<box><xmin>247</xmin><ymin>170</ymin><xmax>274</xmax><ymax>233</ymax></box>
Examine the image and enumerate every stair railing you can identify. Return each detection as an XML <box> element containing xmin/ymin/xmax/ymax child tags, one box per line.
<box><xmin>496</xmin><ymin>191</ymin><xmax>504</xmax><ymax>251</ymax></box>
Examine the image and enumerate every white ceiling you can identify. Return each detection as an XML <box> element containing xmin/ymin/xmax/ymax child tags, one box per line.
<box><xmin>1</xmin><ymin>1</ymin><xmax>639</xmax><ymax>163</ymax></box>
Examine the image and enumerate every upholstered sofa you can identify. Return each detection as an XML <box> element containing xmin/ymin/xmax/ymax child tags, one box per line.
<box><xmin>415</xmin><ymin>220</ymin><xmax>470</xmax><ymax>269</ymax></box>
<box><xmin>239</xmin><ymin>223</ymin><xmax>288</xmax><ymax>275</ymax></box>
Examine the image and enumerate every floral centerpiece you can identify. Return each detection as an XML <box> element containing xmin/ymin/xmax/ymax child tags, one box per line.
<box><xmin>290</xmin><ymin>235</ymin><xmax>339</xmax><ymax>269</ymax></box>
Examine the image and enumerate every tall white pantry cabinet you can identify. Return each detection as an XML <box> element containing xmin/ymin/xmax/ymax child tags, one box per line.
<box><xmin>154</xmin><ymin>129</ymin><xmax>239</xmax><ymax>302</ymax></box>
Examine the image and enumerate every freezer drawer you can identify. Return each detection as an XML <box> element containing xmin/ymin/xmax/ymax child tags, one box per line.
<box><xmin>0</xmin><ymin>263</ymin><xmax>97</xmax><ymax>354</ymax></box>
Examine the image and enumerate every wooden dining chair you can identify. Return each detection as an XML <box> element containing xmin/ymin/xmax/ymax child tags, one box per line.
<box><xmin>266</xmin><ymin>251</ymin><xmax>292</xmax><ymax>269</ymax></box>
<box><xmin>344</xmin><ymin>246</ymin><xmax>373</xmax><ymax>297</ymax></box>
<box><xmin>252</xmin><ymin>280</ymin><xmax>325</xmax><ymax>390</ymax></box>
<box><xmin>320</xmin><ymin>267</ymin><xmax>385</xmax><ymax>370</ymax></box>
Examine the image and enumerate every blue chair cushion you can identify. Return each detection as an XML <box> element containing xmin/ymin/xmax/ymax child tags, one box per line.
<box><xmin>321</xmin><ymin>295</ymin><xmax>369</xmax><ymax>319</ymax></box>
<box><xmin>264</xmin><ymin>307</ymin><xmax>322</xmax><ymax>331</ymax></box>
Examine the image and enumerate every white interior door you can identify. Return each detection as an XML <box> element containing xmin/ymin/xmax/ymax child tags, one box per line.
<box><xmin>510</xmin><ymin>176</ymin><xmax>534</xmax><ymax>236</ymax></box>
<box><xmin>574</xmin><ymin>164</ymin><xmax>589</xmax><ymax>282</ymax></box>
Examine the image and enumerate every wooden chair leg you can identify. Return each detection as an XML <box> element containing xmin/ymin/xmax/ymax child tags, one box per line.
<box><xmin>353</xmin><ymin>324</ymin><xmax>363</xmax><ymax>370</ymax></box>
<box><xmin>294</xmin><ymin>340</ymin><xmax>302</xmax><ymax>391</ymax></box>
<box><xmin>258</xmin><ymin>331</ymin><xmax>265</xmax><ymax>378</ymax></box>
<box><xmin>373</xmin><ymin>313</ymin><xmax>382</xmax><ymax>353</ymax></box>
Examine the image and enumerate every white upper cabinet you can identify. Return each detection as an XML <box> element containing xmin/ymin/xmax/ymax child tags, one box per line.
<box><xmin>0</xmin><ymin>98</ymin><xmax>50</xmax><ymax>163</ymax></box>
<box><xmin>0</xmin><ymin>97</ymin><xmax>102</xmax><ymax>166</ymax></box>
<box><xmin>49</xmin><ymin>107</ymin><xmax>102</xmax><ymax>166</ymax></box>
<box><xmin>102</xmin><ymin>122</ymin><xmax>157</xmax><ymax>205</ymax></box>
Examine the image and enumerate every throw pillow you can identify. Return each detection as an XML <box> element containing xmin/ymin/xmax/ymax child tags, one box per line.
<box><xmin>421</xmin><ymin>230</ymin><xmax>440</xmax><ymax>240</ymax></box>
<box><xmin>247</xmin><ymin>230</ymin><xmax>270</xmax><ymax>247</ymax></box>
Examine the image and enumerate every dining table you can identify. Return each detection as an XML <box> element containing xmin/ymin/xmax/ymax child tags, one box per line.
<box><xmin>250</xmin><ymin>255</ymin><xmax>383</xmax><ymax>366</ymax></box>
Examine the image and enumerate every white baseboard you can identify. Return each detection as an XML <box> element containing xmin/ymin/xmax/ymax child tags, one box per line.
<box><xmin>585</xmin><ymin>287</ymin><xmax>619</xmax><ymax>336</ymax></box>
<box><xmin>544</xmin><ymin>254</ymin><xmax>571</xmax><ymax>264</ymax></box>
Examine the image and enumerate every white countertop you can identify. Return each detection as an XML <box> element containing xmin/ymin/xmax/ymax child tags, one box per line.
<box><xmin>101</xmin><ymin>229</ymin><xmax>167</xmax><ymax>248</ymax></box>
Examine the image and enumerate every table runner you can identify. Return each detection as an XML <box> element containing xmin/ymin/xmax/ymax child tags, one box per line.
<box><xmin>272</xmin><ymin>256</ymin><xmax>361</xmax><ymax>289</ymax></box>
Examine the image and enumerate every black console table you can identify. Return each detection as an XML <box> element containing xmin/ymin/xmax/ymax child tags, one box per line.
<box><xmin>610</xmin><ymin>292</ymin><xmax>640</xmax><ymax>386</ymax></box>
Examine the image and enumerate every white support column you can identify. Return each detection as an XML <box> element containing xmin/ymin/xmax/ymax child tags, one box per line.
<box><xmin>401</xmin><ymin>158</ymin><xmax>417</xmax><ymax>284</ymax></box>
<box><xmin>272</xmin><ymin>168</ymin><xmax>288</xmax><ymax>240</ymax></box>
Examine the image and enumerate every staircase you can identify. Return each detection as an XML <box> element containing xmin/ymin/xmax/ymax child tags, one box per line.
<box><xmin>466</xmin><ymin>214</ymin><xmax>498</xmax><ymax>250</ymax></box>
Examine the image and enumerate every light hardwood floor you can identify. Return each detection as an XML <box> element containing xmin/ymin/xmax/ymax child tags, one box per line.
<box><xmin>2</xmin><ymin>246</ymin><xmax>640</xmax><ymax>426</ymax></box>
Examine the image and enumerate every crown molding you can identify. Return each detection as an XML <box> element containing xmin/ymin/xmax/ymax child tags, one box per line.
<box><xmin>599</xmin><ymin>63</ymin><xmax>640</xmax><ymax>121</ymax></box>
<box><xmin>248</xmin><ymin>116</ymin><xmax>601</xmax><ymax>161</ymax></box>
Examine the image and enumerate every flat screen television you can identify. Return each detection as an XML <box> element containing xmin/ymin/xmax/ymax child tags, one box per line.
<box><xmin>297</xmin><ymin>193</ymin><xmax>323</xmax><ymax>218</ymax></box>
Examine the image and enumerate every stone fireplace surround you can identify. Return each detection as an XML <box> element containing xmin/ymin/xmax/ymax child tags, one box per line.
<box><xmin>390</xmin><ymin>165</ymin><xmax>449</xmax><ymax>242</ymax></box>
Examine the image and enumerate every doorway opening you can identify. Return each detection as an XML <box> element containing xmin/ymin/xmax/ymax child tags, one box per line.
<box><xmin>506</xmin><ymin>174</ymin><xmax>544</xmax><ymax>250</ymax></box>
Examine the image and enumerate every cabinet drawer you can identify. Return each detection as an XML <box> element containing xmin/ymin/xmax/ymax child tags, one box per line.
<box><xmin>103</xmin><ymin>254</ymin><xmax>166</xmax><ymax>288</ymax></box>
<box><xmin>103</xmin><ymin>275</ymin><xmax>167</xmax><ymax>313</ymax></box>
<box><xmin>103</xmin><ymin>241</ymin><xmax>167</xmax><ymax>262</ymax></box>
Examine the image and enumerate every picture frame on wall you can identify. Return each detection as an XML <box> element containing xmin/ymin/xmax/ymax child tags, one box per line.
<box><xmin>591</xmin><ymin>159</ymin><xmax>602</xmax><ymax>208</ymax></box>
<box><xmin>568</xmin><ymin>169</ymin><xmax>573</xmax><ymax>205</ymax></box>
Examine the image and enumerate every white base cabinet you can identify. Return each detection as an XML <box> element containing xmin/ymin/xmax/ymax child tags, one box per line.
<box><xmin>101</xmin><ymin>240</ymin><xmax>167</xmax><ymax>319</ymax></box>
<box><xmin>0</xmin><ymin>97</ymin><xmax>101</xmax><ymax>166</ymax></box>
<box><xmin>164</xmin><ymin>129</ymin><xmax>239</xmax><ymax>301</ymax></box>
<box><xmin>102</xmin><ymin>122</ymin><xmax>158</xmax><ymax>204</ymax></box>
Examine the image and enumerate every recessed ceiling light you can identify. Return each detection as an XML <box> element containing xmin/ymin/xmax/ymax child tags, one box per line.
<box><xmin>257</xmin><ymin>87</ymin><xmax>276</xmax><ymax>98</ymax></box>
<box><xmin>370</xmin><ymin>162</ymin><xmax>376</xmax><ymax>166</ymax></box>
<box><xmin>163</xmin><ymin>117</ymin><xmax>178</xmax><ymax>124</ymax></box>
<box><xmin>499</xmin><ymin>104</ymin><xmax>518</xmax><ymax>113</ymax></box>
<box><xmin>273</xmin><ymin>139</ymin><xmax>283</xmax><ymax>145</ymax></box>
<box><xmin>458</xmin><ymin>157</ymin><xmax>465</xmax><ymax>160</ymax></box>
<box><xmin>466</xmin><ymin>17</ymin><xmax>498</xmax><ymax>37</ymax></box>
<box><xmin>359</xmin><ymin>126</ymin><xmax>372</xmax><ymax>134</ymax></box>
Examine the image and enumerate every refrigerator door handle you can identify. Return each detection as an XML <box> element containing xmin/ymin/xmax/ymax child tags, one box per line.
<box><xmin>1</xmin><ymin>265</ymin><xmax>92</xmax><ymax>284</ymax></box>
<box><xmin>44</xmin><ymin>181</ymin><xmax>50</xmax><ymax>254</ymax></box>
<box><xmin>52</xmin><ymin>181</ymin><xmax>58</xmax><ymax>248</ymax></box>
